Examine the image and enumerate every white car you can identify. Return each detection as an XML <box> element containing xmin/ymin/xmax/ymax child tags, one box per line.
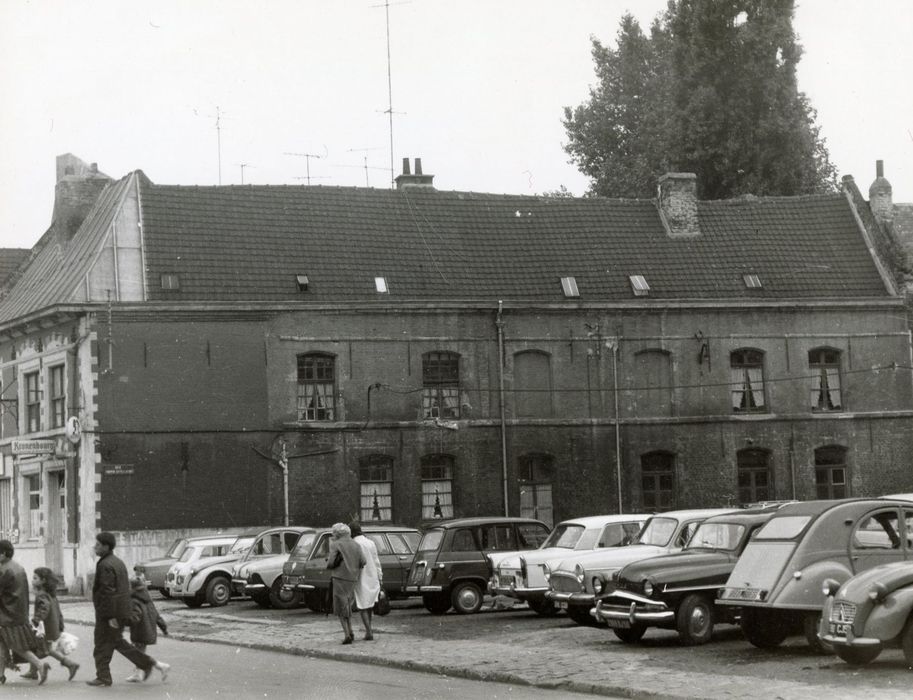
<box><xmin>487</xmin><ymin>513</ymin><xmax>649</xmax><ymax>614</ymax></box>
<box><xmin>164</xmin><ymin>530</ymin><xmax>261</xmax><ymax>607</ymax></box>
<box><xmin>545</xmin><ymin>508</ymin><xmax>736</xmax><ymax>626</ymax></box>
<box><xmin>164</xmin><ymin>535</ymin><xmax>242</xmax><ymax>607</ymax></box>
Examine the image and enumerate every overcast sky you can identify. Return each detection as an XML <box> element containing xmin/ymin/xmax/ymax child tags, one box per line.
<box><xmin>0</xmin><ymin>0</ymin><xmax>910</xmax><ymax>249</ymax></box>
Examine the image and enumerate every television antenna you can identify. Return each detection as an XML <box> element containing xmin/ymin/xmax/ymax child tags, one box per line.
<box><xmin>236</xmin><ymin>162</ymin><xmax>254</xmax><ymax>185</ymax></box>
<box><xmin>372</xmin><ymin>0</ymin><xmax>410</xmax><ymax>188</ymax></box>
<box><xmin>208</xmin><ymin>105</ymin><xmax>231</xmax><ymax>185</ymax></box>
<box><xmin>284</xmin><ymin>151</ymin><xmax>325</xmax><ymax>185</ymax></box>
<box><xmin>340</xmin><ymin>147</ymin><xmax>386</xmax><ymax>186</ymax></box>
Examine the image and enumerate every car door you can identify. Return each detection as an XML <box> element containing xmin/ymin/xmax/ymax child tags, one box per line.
<box><xmin>365</xmin><ymin>533</ymin><xmax>400</xmax><ymax>593</ymax></box>
<box><xmin>385</xmin><ymin>532</ymin><xmax>418</xmax><ymax>593</ymax></box>
<box><xmin>447</xmin><ymin>527</ymin><xmax>486</xmax><ymax>584</ymax></box>
<box><xmin>303</xmin><ymin>533</ymin><xmax>333</xmax><ymax>589</ymax></box>
<box><xmin>850</xmin><ymin>507</ymin><xmax>906</xmax><ymax>573</ymax></box>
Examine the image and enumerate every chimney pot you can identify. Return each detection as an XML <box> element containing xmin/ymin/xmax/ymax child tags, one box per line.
<box><xmin>90</xmin><ymin>162</ymin><xmax>98</xmax><ymax>174</ymax></box>
<box><xmin>401</xmin><ymin>157</ymin><xmax>411</xmax><ymax>176</ymax></box>
<box><xmin>394</xmin><ymin>157</ymin><xmax>435</xmax><ymax>190</ymax></box>
<box><xmin>869</xmin><ymin>159</ymin><xmax>893</xmax><ymax>225</ymax></box>
<box><xmin>876</xmin><ymin>159</ymin><xmax>884</xmax><ymax>178</ymax></box>
<box><xmin>414</xmin><ymin>158</ymin><xmax>423</xmax><ymax>175</ymax></box>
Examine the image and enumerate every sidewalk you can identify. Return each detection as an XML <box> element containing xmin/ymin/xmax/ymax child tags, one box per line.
<box><xmin>60</xmin><ymin>598</ymin><xmax>909</xmax><ymax>700</ymax></box>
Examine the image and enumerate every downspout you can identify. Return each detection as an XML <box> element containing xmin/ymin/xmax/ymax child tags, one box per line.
<box><xmin>606</xmin><ymin>339</ymin><xmax>622</xmax><ymax>513</ymax></box>
<box><xmin>496</xmin><ymin>301</ymin><xmax>509</xmax><ymax>517</ymax></box>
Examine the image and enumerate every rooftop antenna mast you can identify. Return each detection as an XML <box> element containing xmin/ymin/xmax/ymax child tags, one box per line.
<box><xmin>373</xmin><ymin>1</ymin><xmax>409</xmax><ymax>188</ymax></box>
<box><xmin>236</xmin><ymin>162</ymin><xmax>253</xmax><ymax>184</ymax></box>
<box><xmin>346</xmin><ymin>147</ymin><xmax>385</xmax><ymax>186</ymax></box>
<box><xmin>284</xmin><ymin>152</ymin><xmax>324</xmax><ymax>185</ymax></box>
<box><xmin>215</xmin><ymin>106</ymin><xmax>224</xmax><ymax>185</ymax></box>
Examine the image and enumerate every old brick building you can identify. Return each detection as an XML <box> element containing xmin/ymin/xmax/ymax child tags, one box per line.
<box><xmin>1</xmin><ymin>154</ymin><xmax>911</xmax><ymax>590</ymax></box>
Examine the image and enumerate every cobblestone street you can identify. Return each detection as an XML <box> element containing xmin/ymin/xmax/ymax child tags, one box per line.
<box><xmin>61</xmin><ymin>595</ymin><xmax>913</xmax><ymax>699</ymax></box>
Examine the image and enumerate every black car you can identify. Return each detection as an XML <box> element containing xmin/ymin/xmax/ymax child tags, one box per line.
<box><xmin>592</xmin><ymin>507</ymin><xmax>779</xmax><ymax>645</ymax></box>
<box><xmin>405</xmin><ymin>517</ymin><xmax>551</xmax><ymax>614</ymax></box>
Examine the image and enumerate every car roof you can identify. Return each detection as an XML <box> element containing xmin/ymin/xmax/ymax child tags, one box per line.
<box><xmin>645</xmin><ymin>508</ymin><xmax>737</xmax><ymax>521</ymax></box>
<box><xmin>252</xmin><ymin>525</ymin><xmax>317</xmax><ymax>535</ymax></box>
<box><xmin>772</xmin><ymin>498</ymin><xmax>911</xmax><ymax>519</ymax></box>
<box><xmin>421</xmin><ymin>517</ymin><xmax>548</xmax><ymax>530</ymax></box>
<box><xmin>700</xmin><ymin>509</ymin><xmax>779</xmax><ymax>526</ymax></box>
<box><xmin>556</xmin><ymin>513</ymin><xmax>651</xmax><ymax>528</ymax></box>
<box><xmin>184</xmin><ymin>535</ymin><xmax>238</xmax><ymax>545</ymax></box>
<box><xmin>308</xmin><ymin>525</ymin><xmax>420</xmax><ymax>536</ymax></box>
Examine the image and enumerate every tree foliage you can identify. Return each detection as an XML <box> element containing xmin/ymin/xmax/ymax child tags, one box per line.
<box><xmin>563</xmin><ymin>0</ymin><xmax>837</xmax><ymax>199</ymax></box>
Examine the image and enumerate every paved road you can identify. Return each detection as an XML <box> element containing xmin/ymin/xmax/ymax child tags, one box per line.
<box><xmin>51</xmin><ymin>594</ymin><xmax>913</xmax><ymax>699</ymax></box>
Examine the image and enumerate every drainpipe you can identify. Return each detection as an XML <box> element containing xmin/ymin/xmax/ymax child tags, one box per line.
<box><xmin>496</xmin><ymin>301</ymin><xmax>509</xmax><ymax>517</ymax></box>
<box><xmin>606</xmin><ymin>338</ymin><xmax>623</xmax><ymax>513</ymax></box>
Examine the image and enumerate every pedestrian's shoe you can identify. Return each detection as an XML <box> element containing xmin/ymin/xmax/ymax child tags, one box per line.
<box><xmin>86</xmin><ymin>677</ymin><xmax>113</xmax><ymax>687</ymax></box>
<box><xmin>342</xmin><ymin>635</ymin><xmax>353</xmax><ymax>645</ymax></box>
<box><xmin>64</xmin><ymin>661</ymin><xmax>79</xmax><ymax>681</ymax></box>
<box><xmin>364</xmin><ymin>632</ymin><xmax>374</xmax><ymax>641</ymax></box>
<box><xmin>125</xmin><ymin>668</ymin><xmax>142</xmax><ymax>683</ymax></box>
<box><xmin>21</xmin><ymin>668</ymin><xmax>38</xmax><ymax>680</ymax></box>
<box><xmin>156</xmin><ymin>662</ymin><xmax>171</xmax><ymax>682</ymax></box>
<box><xmin>38</xmin><ymin>663</ymin><xmax>51</xmax><ymax>686</ymax></box>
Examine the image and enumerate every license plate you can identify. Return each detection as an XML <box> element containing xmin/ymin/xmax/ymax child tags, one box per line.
<box><xmin>830</xmin><ymin>623</ymin><xmax>850</xmax><ymax>637</ymax></box>
<box><xmin>606</xmin><ymin>618</ymin><xmax>631</xmax><ymax>629</ymax></box>
<box><xmin>557</xmin><ymin>602</ymin><xmax>568</xmax><ymax>610</ymax></box>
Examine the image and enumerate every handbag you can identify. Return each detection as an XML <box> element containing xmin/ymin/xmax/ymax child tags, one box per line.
<box><xmin>373</xmin><ymin>589</ymin><xmax>391</xmax><ymax>616</ymax></box>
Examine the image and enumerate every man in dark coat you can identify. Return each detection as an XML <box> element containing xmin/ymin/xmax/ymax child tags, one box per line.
<box><xmin>87</xmin><ymin>532</ymin><xmax>168</xmax><ymax>687</ymax></box>
<box><xmin>0</xmin><ymin>539</ymin><xmax>47</xmax><ymax>684</ymax></box>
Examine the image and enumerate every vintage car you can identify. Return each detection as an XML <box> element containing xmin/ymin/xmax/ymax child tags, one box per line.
<box><xmin>487</xmin><ymin>513</ymin><xmax>648</xmax><ymax>615</ymax></box>
<box><xmin>230</xmin><ymin>525</ymin><xmax>316</xmax><ymax>608</ymax></box>
<box><xmin>281</xmin><ymin>525</ymin><xmax>421</xmax><ymax>610</ymax></box>
<box><xmin>719</xmin><ymin>498</ymin><xmax>913</xmax><ymax>650</ymax></box>
<box><xmin>164</xmin><ymin>530</ymin><xmax>261</xmax><ymax>607</ymax></box>
<box><xmin>818</xmin><ymin>560</ymin><xmax>913</xmax><ymax>666</ymax></box>
<box><xmin>405</xmin><ymin>517</ymin><xmax>551</xmax><ymax>614</ymax></box>
<box><xmin>546</xmin><ymin>508</ymin><xmax>735</xmax><ymax>626</ymax></box>
<box><xmin>592</xmin><ymin>508</ymin><xmax>778</xmax><ymax>644</ymax></box>
<box><xmin>134</xmin><ymin>536</ymin><xmax>190</xmax><ymax>598</ymax></box>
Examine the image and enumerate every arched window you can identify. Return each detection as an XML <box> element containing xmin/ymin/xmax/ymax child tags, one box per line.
<box><xmin>815</xmin><ymin>445</ymin><xmax>848</xmax><ymax>499</ymax></box>
<box><xmin>297</xmin><ymin>353</ymin><xmax>336</xmax><ymax>421</ymax></box>
<box><xmin>513</xmin><ymin>350</ymin><xmax>552</xmax><ymax>418</ymax></box>
<box><xmin>359</xmin><ymin>455</ymin><xmax>393</xmax><ymax>522</ymax></box>
<box><xmin>633</xmin><ymin>350</ymin><xmax>673</xmax><ymax>417</ymax></box>
<box><xmin>421</xmin><ymin>454</ymin><xmax>454</xmax><ymax>520</ymax></box>
<box><xmin>737</xmin><ymin>448</ymin><xmax>772</xmax><ymax>503</ymax></box>
<box><xmin>730</xmin><ymin>349</ymin><xmax>766</xmax><ymax>413</ymax></box>
<box><xmin>422</xmin><ymin>351</ymin><xmax>461</xmax><ymax>419</ymax></box>
<box><xmin>517</xmin><ymin>453</ymin><xmax>554</xmax><ymax>526</ymax></box>
<box><xmin>809</xmin><ymin>348</ymin><xmax>843</xmax><ymax>411</ymax></box>
<box><xmin>641</xmin><ymin>451</ymin><xmax>675</xmax><ymax>511</ymax></box>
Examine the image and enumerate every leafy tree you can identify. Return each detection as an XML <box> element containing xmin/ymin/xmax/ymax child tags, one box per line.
<box><xmin>563</xmin><ymin>0</ymin><xmax>837</xmax><ymax>200</ymax></box>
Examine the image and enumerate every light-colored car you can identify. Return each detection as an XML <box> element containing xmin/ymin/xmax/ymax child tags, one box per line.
<box><xmin>487</xmin><ymin>513</ymin><xmax>649</xmax><ymax>615</ymax></box>
<box><xmin>165</xmin><ymin>530</ymin><xmax>262</xmax><ymax>608</ymax></box>
<box><xmin>231</xmin><ymin>526</ymin><xmax>316</xmax><ymax>609</ymax></box>
<box><xmin>545</xmin><ymin>508</ymin><xmax>735</xmax><ymax>626</ymax></box>
<box><xmin>134</xmin><ymin>537</ymin><xmax>190</xmax><ymax>597</ymax></box>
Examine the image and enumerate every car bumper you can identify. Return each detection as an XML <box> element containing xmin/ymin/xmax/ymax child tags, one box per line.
<box><xmin>281</xmin><ymin>576</ymin><xmax>315</xmax><ymax>591</ymax></box>
<box><xmin>489</xmin><ymin>584</ymin><xmax>547</xmax><ymax>598</ymax></box>
<box><xmin>592</xmin><ymin>597</ymin><xmax>675</xmax><ymax>625</ymax></box>
<box><xmin>545</xmin><ymin>591</ymin><xmax>594</xmax><ymax>606</ymax></box>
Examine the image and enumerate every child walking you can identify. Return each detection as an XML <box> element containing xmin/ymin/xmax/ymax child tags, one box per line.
<box><xmin>126</xmin><ymin>576</ymin><xmax>170</xmax><ymax>682</ymax></box>
<box><xmin>25</xmin><ymin>567</ymin><xmax>79</xmax><ymax>681</ymax></box>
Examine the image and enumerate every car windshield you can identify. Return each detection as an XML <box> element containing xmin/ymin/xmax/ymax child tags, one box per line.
<box><xmin>230</xmin><ymin>536</ymin><xmax>256</xmax><ymax>554</ymax></box>
<box><xmin>417</xmin><ymin>529</ymin><xmax>444</xmax><ymax>553</ymax></box>
<box><xmin>754</xmin><ymin>515</ymin><xmax>812</xmax><ymax>540</ymax></box>
<box><xmin>165</xmin><ymin>538</ymin><xmax>187</xmax><ymax>559</ymax></box>
<box><xmin>685</xmin><ymin>523</ymin><xmax>745</xmax><ymax>551</ymax></box>
<box><xmin>636</xmin><ymin>517</ymin><xmax>678</xmax><ymax>546</ymax></box>
<box><xmin>178</xmin><ymin>546</ymin><xmax>200</xmax><ymax>563</ymax></box>
<box><xmin>291</xmin><ymin>533</ymin><xmax>318</xmax><ymax>556</ymax></box>
<box><xmin>541</xmin><ymin>524</ymin><xmax>586</xmax><ymax>549</ymax></box>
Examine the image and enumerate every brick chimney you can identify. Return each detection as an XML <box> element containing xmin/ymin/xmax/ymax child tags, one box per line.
<box><xmin>52</xmin><ymin>153</ymin><xmax>112</xmax><ymax>239</ymax></box>
<box><xmin>657</xmin><ymin>172</ymin><xmax>699</xmax><ymax>237</ymax></box>
<box><xmin>868</xmin><ymin>160</ymin><xmax>893</xmax><ymax>225</ymax></box>
<box><xmin>395</xmin><ymin>157</ymin><xmax>434</xmax><ymax>190</ymax></box>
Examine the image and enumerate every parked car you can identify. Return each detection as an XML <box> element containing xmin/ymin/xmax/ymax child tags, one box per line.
<box><xmin>546</xmin><ymin>508</ymin><xmax>735</xmax><ymax>627</ymax></box>
<box><xmin>230</xmin><ymin>526</ymin><xmax>316</xmax><ymax>609</ymax></box>
<box><xmin>134</xmin><ymin>537</ymin><xmax>191</xmax><ymax>598</ymax></box>
<box><xmin>487</xmin><ymin>513</ymin><xmax>649</xmax><ymax>615</ymax></box>
<box><xmin>592</xmin><ymin>508</ymin><xmax>778</xmax><ymax>644</ymax></box>
<box><xmin>719</xmin><ymin>498</ymin><xmax>913</xmax><ymax>650</ymax></box>
<box><xmin>281</xmin><ymin>525</ymin><xmax>421</xmax><ymax>611</ymax></box>
<box><xmin>164</xmin><ymin>530</ymin><xmax>261</xmax><ymax>608</ymax></box>
<box><xmin>405</xmin><ymin>517</ymin><xmax>551</xmax><ymax>614</ymax></box>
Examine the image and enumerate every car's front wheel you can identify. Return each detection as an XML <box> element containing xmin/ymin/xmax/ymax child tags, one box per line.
<box><xmin>740</xmin><ymin>608</ymin><xmax>790</xmax><ymax>648</ymax></box>
<box><xmin>900</xmin><ymin>614</ymin><xmax>913</xmax><ymax>666</ymax></box>
<box><xmin>268</xmin><ymin>579</ymin><xmax>301</xmax><ymax>609</ymax></box>
<box><xmin>423</xmin><ymin>593</ymin><xmax>451</xmax><ymax>615</ymax></box>
<box><xmin>566</xmin><ymin>604</ymin><xmax>602</xmax><ymax>627</ymax></box>
<box><xmin>613</xmin><ymin>624</ymin><xmax>647</xmax><ymax>643</ymax></box>
<box><xmin>835</xmin><ymin>645</ymin><xmax>882</xmax><ymax>666</ymax></box>
<box><xmin>803</xmin><ymin>612</ymin><xmax>833</xmax><ymax>653</ymax></box>
<box><xmin>182</xmin><ymin>596</ymin><xmax>203</xmax><ymax>608</ymax></box>
<box><xmin>677</xmin><ymin>594</ymin><xmax>714</xmax><ymax>645</ymax></box>
<box><xmin>205</xmin><ymin>576</ymin><xmax>231</xmax><ymax>607</ymax></box>
<box><xmin>451</xmin><ymin>582</ymin><xmax>484</xmax><ymax>614</ymax></box>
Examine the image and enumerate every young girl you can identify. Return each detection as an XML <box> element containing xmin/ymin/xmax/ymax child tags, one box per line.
<box><xmin>126</xmin><ymin>575</ymin><xmax>170</xmax><ymax>682</ymax></box>
<box><xmin>25</xmin><ymin>567</ymin><xmax>78</xmax><ymax>681</ymax></box>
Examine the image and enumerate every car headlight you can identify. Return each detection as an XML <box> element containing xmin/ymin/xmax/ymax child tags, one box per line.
<box><xmin>821</xmin><ymin>578</ymin><xmax>840</xmax><ymax>597</ymax></box>
<box><xmin>868</xmin><ymin>582</ymin><xmax>888</xmax><ymax>603</ymax></box>
<box><xmin>189</xmin><ymin>568</ymin><xmax>197</xmax><ymax>577</ymax></box>
<box><xmin>541</xmin><ymin>563</ymin><xmax>550</xmax><ymax>581</ymax></box>
<box><xmin>593</xmin><ymin>577</ymin><xmax>603</xmax><ymax>595</ymax></box>
<box><xmin>643</xmin><ymin>579</ymin><xmax>654</xmax><ymax>596</ymax></box>
<box><xmin>574</xmin><ymin>564</ymin><xmax>585</xmax><ymax>584</ymax></box>
<box><xmin>519</xmin><ymin>556</ymin><xmax>528</xmax><ymax>583</ymax></box>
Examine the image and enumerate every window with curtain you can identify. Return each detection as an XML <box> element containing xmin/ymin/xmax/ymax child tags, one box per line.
<box><xmin>641</xmin><ymin>451</ymin><xmax>675</xmax><ymax>511</ymax></box>
<box><xmin>421</xmin><ymin>454</ymin><xmax>454</xmax><ymax>520</ymax></box>
<box><xmin>422</xmin><ymin>352</ymin><xmax>460</xmax><ymax>419</ymax></box>
<box><xmin>297</xmin><ymin>354</ymin><xmax>336</xmax><ymax>421</ymax></box>
<box><xmin>513</xmin><ymin>350</ymin><xmax>552</xmax><ymax>418</ymax></box>
<box><xmin>730</xmin><ymin>349</ymin><xmax>766</xmax><ymax>413</ymax></box>
<box><xmin>815</xmin><ymin>445</ymin><xmax>848</xmax><ymax>499</ymax></box>
<box><xmin>518</xmin><ymin>452</ymin><xmax>554</xmax><ymax>526</ymax></box>
<box><xmin>359</xmin><ymin>454</ymin><xmax>393</xmax><ymax>522</ymax></box>
<box><xmin>737</xmin><ymin>448</ymin><xmax>772</xmax><ymax>503</ymax></box>
<box><xmin>49</xmin><ymin>364</ymin><xmax>66</xmax><ymax>429</ymax></box>
<box><xmin>809</xmin><ymin>348</ymin><xmax>842</xmax><ymax>411</ymax></box>
<box><xmin>25</xmin><ymin>371</ymin><xmax>40</xmax><ymax>433</ymax></box>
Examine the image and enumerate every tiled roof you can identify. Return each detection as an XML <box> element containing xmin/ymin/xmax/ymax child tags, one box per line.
<box><xmin>140</xmin><ymin>179</ymin><xmax>891</xmax><ymax>302</ymax></box>
<box><xmin>0</xmin><ymin>248</ymin><xmax>30</xmax><ymax>287</ymax></box>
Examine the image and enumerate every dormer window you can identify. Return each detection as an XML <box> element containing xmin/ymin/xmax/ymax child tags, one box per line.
<box><xmin>160</xmin><ymin>273</ymin><xmax>180</xmax><ymax>290</ymax></box>
<box><xmin>743</xmin><ymin>273</ymin><xmax>762</xmax><ymax>289</ymax></box>
<box><xmin>374</xmin><ymin>277</ymin><xmax>388</xmax><ymax>293</ymax></box>
<box><xmin>296</xmin><ymin>274</ymin><xmax>309</xmax><ymax>292</ymax></box>
<box><xmin>629</xmin><ymin>275</ymin><xmax>650</xmax><ymax>297</ymax></box>
<box><xmin>560</xmin><ymin>277</ymin><xmax>579</xmax><ymax>298</ymax></box>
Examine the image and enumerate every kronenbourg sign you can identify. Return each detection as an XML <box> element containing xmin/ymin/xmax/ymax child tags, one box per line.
<box><xmin>11</xmin><ymin>439</ymin><xmax>57</xmax><ymax>455</ymax></box>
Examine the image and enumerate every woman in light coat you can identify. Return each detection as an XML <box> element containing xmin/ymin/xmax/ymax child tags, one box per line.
<box><xmin>350</xmin><ymin>523</ymin><xmax>382</xmax><ymax>641</ymax></box>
